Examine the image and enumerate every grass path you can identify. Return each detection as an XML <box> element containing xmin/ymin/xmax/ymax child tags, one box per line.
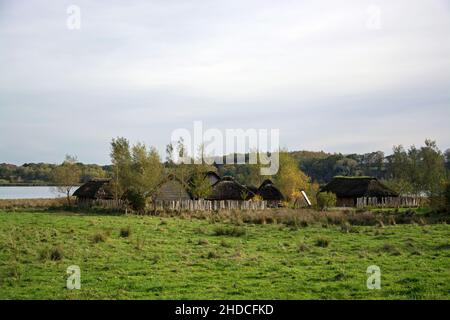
<box><xmin>0</xmin><ymin>211</ymin><xmax>449</xmax><ymax>299</ymax></box>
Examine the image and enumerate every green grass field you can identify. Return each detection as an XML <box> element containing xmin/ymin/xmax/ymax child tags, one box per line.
<box><xmin>0</xmin><ymin>211</ymin><xmax>449</xmax><ymax>299</ymax></box>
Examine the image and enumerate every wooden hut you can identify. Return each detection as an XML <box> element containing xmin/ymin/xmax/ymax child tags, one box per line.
<box><xmin>320</xmin><ymin>176</ymin><xmax>399</xmax><ymax>207</ymax></box>
<box><xmin>154</xmin><ymin>176</ymin><xmax>192</xmax><ymax>201</ymax></box>
<box><xmin>258</xmin><ymin>179</ymin><xmax>284</xmax><ymax>201</ymax></box>
<box><xmin>73</xmin><ymin>179</ymin><xmax>113</xmax><ymax>202</ymax></box>
<box><xmin>207</xmin><ymin>176</ymin><xmax>256</xmax><ymax>200</ymax></box>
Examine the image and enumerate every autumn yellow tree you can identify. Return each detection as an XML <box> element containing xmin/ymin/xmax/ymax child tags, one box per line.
<box><xmin>274</xmin><ymin>152</ymin><xmax>311</xmax><ymax>205</ymax></box>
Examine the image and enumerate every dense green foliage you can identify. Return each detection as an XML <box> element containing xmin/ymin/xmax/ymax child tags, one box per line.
<box><xmin>1</xmin><ymin>140</ymin><xmax>448</xmax><ymax>202</ymax></box>
<box><xmin>0</xmin><ymin>162</ymin><xmax>109</xmax><ymax>185</ymax></box>
<box><xmin>316</xmin><ymin>192</ymin><xmax>337</xmax><ymax>210</ymax></box>
<box><xmin>0</xmin><ymin>211</ymin><xmax>449</xmax><ymax>299</ymax></box>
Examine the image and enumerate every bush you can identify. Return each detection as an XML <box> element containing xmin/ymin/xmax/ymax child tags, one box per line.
<box><xmin>297</xmin><ymin>242</ymin><xmax>309</xmax><ymax>252</ymax></box>
<box><xmin>213</xmin><ymin>226</ymin><xmax>246</xmax><ymax>237</ymax></box>
<box><xmin>50</xmin><ymin>246</ymin><xmax>64</xmax><ymax>261</ymax></box>
<box><xmin>124</xmin><ymin>190</ymin><xmax>146</xmax><ymax>212</ymax></box>
<box><xmin>120</xmin><ymin>226</ymin><xmax>131</xmax><ymax>238</ymax></box>
<box><xmin>205</xmin><ymin>251</ymin><xmax>220</xmax><ymax>259</ymax></box>
<box><xmin>380</xmin><ymin>243</ymin><xmax>402</xmax><ymax>256</ymax></box>
<box><xmin>316</xmin><ymin>192</ymin><xmax>337</xmax><ymax>210</ymax></box>
<box><xmin>428</xmin><ymin>181</ymin><xmax>450</xmax><ymax>213</ymax></box>
<box><xmin>40</xmin><ymin>246</ymin><xmax>63</xmax><ymax>261</ymax></box>
<box><xmin>316</xmin><ymin>237</ymin><xmax>330</xmax><ymax>247</ymax></box>
<box><xmin>92</xmin><ymin>232</ymin><xmax>107</xmax><ymax>243</ymax></box>
<box><xmin>197</xmin><ymin>239</ymin><xmax>209</xmax><ymax>245</ymax></box>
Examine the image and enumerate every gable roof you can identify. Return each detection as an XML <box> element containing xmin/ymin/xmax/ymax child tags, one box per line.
<box><xmin>320</xmin><ymin>176</ymin><xmax>399</xmax><ymax>198</ymax></box>
<box><xmin>154</xmin><ymin>176</ymin><xmax>192</xmax><ymax>201</ymax></box>
<box><xmin>73</xmin><ymin>179</ymin><xmax>113</xmax><ymax>199</ymax></box>
<box><xmin>204</xmin><ymin>171</ymin><xmax>221</xmax><ymax>185</ymax></box>
<box><xmin>258</xmin><ymin>180</ymin><xmax>284</xmax><ymax>201</ymax></box>
<box><xmin>207</xmin><ymin>176</ymin><xmax>255</xmax><ymax>200</ymax></box>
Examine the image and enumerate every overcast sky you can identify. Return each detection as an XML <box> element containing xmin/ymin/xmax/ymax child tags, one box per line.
<box><xmin>1</xmin><ymin>0</ymin><xmax>449</xmax><ymax>164</ymax></box>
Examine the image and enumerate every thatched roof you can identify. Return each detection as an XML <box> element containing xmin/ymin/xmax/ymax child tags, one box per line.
<box><xmin>187</xmin><ymin>171</ymin><xmax>221</xmax><ymax>187</ymax></box>
<box><xmin>207</xmin><ymin>176</ymin><xmax>255</xmax><ymax>200</ymax></box>
<box><xmin>155</xmin><ymin>175</ymin><xmax>192</xmax><ymax>201</ymax></box>
<box><xmin>205</xmin><ymin>171</ymin><xmax>221</xmax><ymax>186</ymax></box>
<box><xmin>73</xmin><ymin>179</ymin><xmax>113</xmax><ymax>199</ymax></box>
<box><xmin>258</xmin><ymin>179</ymin><xmax>284</xmax><ymax>201</ymax></box>
<box><xmin>320</xmin><ymin>176</ymin><xmax>399</xmax><ymax>198</ymax></box>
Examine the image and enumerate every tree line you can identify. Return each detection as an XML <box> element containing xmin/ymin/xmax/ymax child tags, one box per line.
<box><xmin>1</xmin><ymin>138</ymin><xmax>449</xmax><ymax>210</ymax></box>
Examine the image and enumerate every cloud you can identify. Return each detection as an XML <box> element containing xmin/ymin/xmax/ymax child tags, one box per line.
<box><xmin>0</xmin><ymin>0</ymin><xmax>449</xmax><ymax>163</ymax></box>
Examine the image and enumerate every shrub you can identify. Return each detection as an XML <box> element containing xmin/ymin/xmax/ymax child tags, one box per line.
<box><xmin>193</xmin><ymin>226</ymin><xmax>208</xmax><ymax>235</ymax></box>
<box><xmin>316</xmin><ymin>237</ymin><xmax>330</xmax><ymax>248</ymax></box>
<box><xmin>206</xmin><ymin>251</ymin><xmax>220</xmax><ymax>259</ymax></box>
<box><xmin>40</xmin><ymin>246</ymin><xmax>63</xmax><ymax>261</ymax></box>
<box><xmin>50</xmin><ymin>246</ymin><xmax>64</xmax><ymax>261</ymax></box>
<box><xmin>297</xmin><ymin>242</ymin><xmax>309</xmax><ymax>252</ymax></box>
<box><xmin>124</xmin><ymin>190</ymin><xmax>146</xmax><ymax>212</ymax></box>
<box><xmin>316</xmin><ymin>192</ymin><xmax>337</xmax><ymax>210</ymax></box>
<box><xmin>380</xmin><ymin>243</ymin><xmax>402</xmax><ymax>256</ymax></box>
<box><xmin>220</xmin><ymin>239</ymin><xmax>232</xmax><ymax>248</ymax></box>
<box><xmin>197</xmin><ymin>239</ymin><xmax>209</xmax><ymax>245</ymax></box>
<box><xmin>92</xmin><ymin>232</ymin><xmax>107</xmax><ymax>243</ymax></box>
<box><xmin>120</xmin><ymin>226</ymin><xmax>131</xmax><ymax>238</ymax></box>
<box><xmin>213</xmin><ymin>226</ymin><xmax>246</xmax><ymax>237</ymax></box>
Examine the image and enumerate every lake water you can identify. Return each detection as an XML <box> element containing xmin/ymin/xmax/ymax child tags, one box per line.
<box><xmin>0</xmin><ymin>186</ymin><xmax>76</xmax><ymax>199</ymax></box>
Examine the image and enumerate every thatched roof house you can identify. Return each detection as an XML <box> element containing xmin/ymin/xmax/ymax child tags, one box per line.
<box><xmin>73</xmin><ymin>179</ymin><xmax>113</xmax><ymax>200</ymax></box>
<box><xmin>205</xmin><ymin>171</ymin><xmax>220</xmax><ymax>186</ymax></box>
<box><xmin>207</xmin><ymin>176</ymin><xmax>256</xmax><ymax>200</ymax></box>
<box><xmin>258</xmin><ymin>179</ymin><xmax>284</xmax><ymax>201</ymax></box>
<box><xmin>320</xmin><ymin>176</ymin><xmax>399</xmax><ymax>207</ymax></box>
<box><xmin>154</xmin><ymin>176</ymin><xmax>192</xmax><ymax>201</ymax></box>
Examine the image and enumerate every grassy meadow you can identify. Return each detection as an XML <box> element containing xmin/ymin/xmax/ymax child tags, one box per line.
<box><xmin>0</xmin><ymin>210</ymin><xmax>449</xmax><ymax>299</ymax></box>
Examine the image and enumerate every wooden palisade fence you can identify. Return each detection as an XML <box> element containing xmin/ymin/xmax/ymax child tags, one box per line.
<box><xmin>356</xmin><ymin>196</ymin><xmax>423</xmax><ymax>208</ymax></box>
<box><xmin>151</xmin><ymin>199</ymin><xmax>269</xmax><ymax>211</ymax></box>
<box><xmin>77</xmin><ymin>199</ymin><xmax>277</xmax><ymax>211</ymax></box>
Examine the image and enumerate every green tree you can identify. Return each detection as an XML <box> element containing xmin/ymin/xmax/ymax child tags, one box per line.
<box><xmin>419</xmin><ymin>139</ymin><xmax>446</xmax><ymax>197</ymax></box>
<box><xmin>316</xmin><ymin>192</ymin><xmax>337</xmax><ymax>210</ymax></box>
<box><xmin>445</xmin><ymin>149</ymin><xmax>450</xmax><ymax>171</ymax></box>
<box><xmin>52</xmin><ymin>155</ymin><xmax>81</xmax><ymax>205</ymax></box>
<box><xmin>189</xmin><ymin>145</ymin><xmax>214</xmax><ymax>199</ymax></box>
<box><xmin>110</xmin><ymin>138</ymin><xmax>164</xmax><ymax>211</ymax></box>
<box><xmin>110</xmin><ymin>137</ymin><xmax>132</xmax><ymax>202</ymax></box>
<box><xmin>407</xmin><ymin>145</ymin><xmax>422</xmax><ymax>196</ymax></box>
<box><xmin>172</xmin><ymin>138</ymin><xmax>193</xmax><ymax>200</ymax></box>
<box><xmin>130</xmin><ymin>143</ymin><xmax>164</xmax><ymax>200</ymax></box>
<box><xmin>445</xmin><ymin>182</ymin><xmax>450</xmax><ymax>211</ymax></box>
<box><xmin>387</xmin><ymin>145</ymin><xmax>413</xmax><ymax>195</ymax></box>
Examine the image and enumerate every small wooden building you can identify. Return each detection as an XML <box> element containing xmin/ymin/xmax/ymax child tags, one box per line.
<box><xmin>258</xmin><ymin>179</ymin><xmax>284</xmax><ymax>201</ymax></box>
<box><xmin>73</xmin><ymin>179</ymin><xmax>113</xmax><ymax>201</ymax></box>
<box><xmin>320</xmin><ymin>176</ymin><xmax>399</xmax><ymax>207</ymax></box>
<box><xmin>154</xmin><ymin>176</ymin><xmax>192</xmax><ymax>201</ymax></box>
<box><xmin>207</xmin><ymin>176</ymin><xmax>256</xmax><ymax>200</ymax></box>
